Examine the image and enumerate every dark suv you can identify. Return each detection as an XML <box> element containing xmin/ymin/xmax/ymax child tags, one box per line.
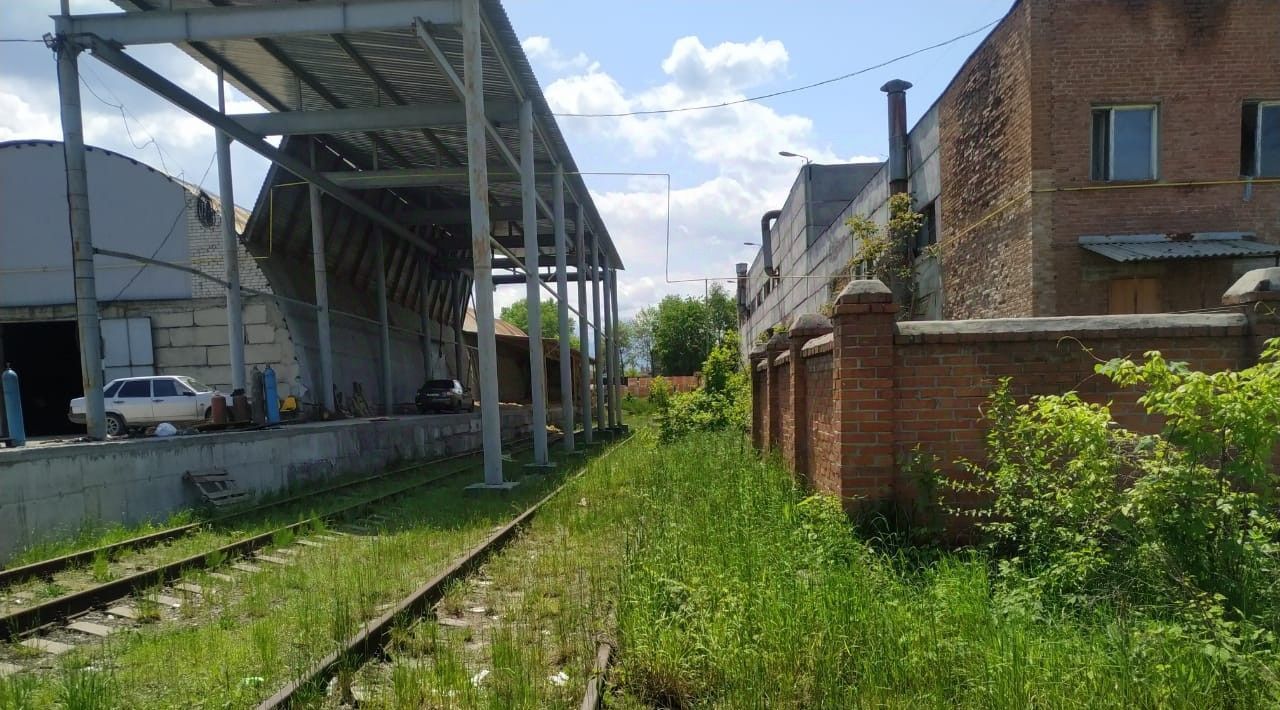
<box><xmin>415</xmin><ymin>379</ymin><xmax>473</xmax><ymax>413</ymax></box>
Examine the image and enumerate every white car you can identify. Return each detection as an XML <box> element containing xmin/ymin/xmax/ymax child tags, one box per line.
<box><xmin>69</xmin><ymin>376</ymin><xmax>218</xmax><ymax>437</ymax></box>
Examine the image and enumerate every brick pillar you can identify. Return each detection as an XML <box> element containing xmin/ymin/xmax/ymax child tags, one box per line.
<box><xmin>764</xmin><ymin>331</ymin><xmax>789</xmax><ymax>453</ymax></box>
<box><xmin>749</xmin><ymin>344</ymin><xmax>768</xmax><ymax>450</ymax></box>
<box><xmin>1223</xmin><ymin>267</ymin><xmax>1280</xmax><ymax>365</ymax></box>
<box><xmin>832</xmin><ymin>280</ymin><xmax>898</xmax><ymax>510</ymax></box>
<box><xmin>788</xmin><ymin>314</ymin><xmax>832</xmax><ymax>486</ymax></box>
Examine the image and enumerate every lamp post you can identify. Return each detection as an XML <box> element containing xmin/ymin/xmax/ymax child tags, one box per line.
<box><xmin>779</xmin><ymin>151</ymin><xmax>814</xmax><ymax>246</ymax></box>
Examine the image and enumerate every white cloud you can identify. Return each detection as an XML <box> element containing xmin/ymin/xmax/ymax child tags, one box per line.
<box><xmin>522</xmin><ymin>35</ymin><xmax>592</xmax><ymax>73</ymax></box>
<box><xmin>523</xmin><ymin>35</ymin><xmax>881</xmax><ymax>316</ymax></box>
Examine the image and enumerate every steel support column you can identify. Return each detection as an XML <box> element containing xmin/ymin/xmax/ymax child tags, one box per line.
<box><xmin>576</xmin><ymin>208</ymin><xmax>592</xmax><ymax>444</ymax></box>
<box><xmin>454</xmin><ymin>278</ymin><xmax>466</xmax><ymax>384</ymax></box>
<box><xmin>520</xmin><ymin>101</ymin><xmax>549</xmax><ymax>465</ymax></box>
<box><xmin>610</xmin><ymin>268</ymin><xmax>624</xmax><ymax>429</ymax></box>
<box><xmin>601</xmin><ymin>255</ymin><xmax>613</xmax><ymax>430</ymax></box>
<box><xmin>309</xmin><ymin>141</ymin><xmax>335</xmax><ymax>413</ymax></box>
<box><xmin>216</xmin><ymin>68</ymin><xmax>246</xmax><ymax>394</ymax></box>
<box><xmin>463</xmin><ymin>0</ymin><xmax>505</xmax><ymax>486</ymax></box>
<box><xmin>420</xmin><ymin>253</ymin><xmax>434</xmax><ymax>379</ymax></box>
<box><xmin>591</xmin><ymin>240</ymin><xmax>605</xmax><ymax>434</ymax></box>
<box><xmin>375</xmin><ymin>233</ymin><xmax>394</xmax><ymax>417</ymax></box>
<box><xmin>605</xmin><ymin>268</ymin><xmax>618</xmax><ymax>430</ymax></box>
<box><xmin>553</xmin><ymin>167</ymin><xmax>575</xmax><ymax>451</ymax></box>
<box><xmin>55</xmin><ymin>33</ymin><xmax>106</xmax><ymax>439</ymax></box>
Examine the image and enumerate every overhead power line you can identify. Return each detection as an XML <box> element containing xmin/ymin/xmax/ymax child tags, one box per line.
<box><xmin>551</xmin><ymin>18</ymin><xmax>1001</xmax><ymax>119</ymax></box>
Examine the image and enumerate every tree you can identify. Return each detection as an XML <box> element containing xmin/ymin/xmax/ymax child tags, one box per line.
<box><xmin>652</xmin><ymin>295</ymin><xmax>714</xmax><ymax>376</ymax></box>
<box><xmin>623</xmin><ymin>306</ymin><xmax>657</xmax><ymax>375</ymax></box>
<box><xmin>500</xmin><ymin>298</ymin><xmax>579</xmax><ymax>350</ymax></box>
<box><xmin>705</xmin><ymin>282</ymin><xmax>737</xmax><ymax>340</ymax></box>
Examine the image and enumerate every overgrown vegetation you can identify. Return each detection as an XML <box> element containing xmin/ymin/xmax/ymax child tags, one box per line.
<box><xmin>655</xmin><ymin>333</ymin><xmax>749</xmax><ymax>442</ymax></box>
<box><xmin>946</xmin><ymin>344</ymin><xmax>1280</xmax><ymax>693</ymax></box>
<box><xmin>824</xmin><ymin>192</ymin><xmax>927</xmax><ymax>317</ymax></box>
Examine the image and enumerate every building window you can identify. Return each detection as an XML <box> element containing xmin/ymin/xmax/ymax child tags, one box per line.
<box><xmin>1091</xmin><ymin>105</ymin><xmax>1158</xmax><ymax>181</ymax></box>
<box><xmin>914</xmin><ymin>200</ymin><xmax>937</xmax><ymax>257</ymax></box>
<box><xmin>1242</xmin><ymin>101</ymin><xmax>1280</xmax><ymax>177</ymax></box>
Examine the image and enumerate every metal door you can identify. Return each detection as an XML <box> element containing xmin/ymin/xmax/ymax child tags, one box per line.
<box><xmin>151</xmin><ymin>377</ymin><xmax>198</xmax><ymax>421</ymax></box>
<box><xmin>111</xmin><ymin>378</ymin><xmax>154</xmax><ymax>422</ymax></box>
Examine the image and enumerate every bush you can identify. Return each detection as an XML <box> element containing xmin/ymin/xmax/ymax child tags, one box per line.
<box><xmin>955</xmin><ymin>343</ymin><xmax>1280</xmax><ymax>674</ymax></box>
<box><xmin>648</xmin><ymin>375</ymin><xmax>672</xmax><ymax>413</ymax></box>
<box><xmin>657</xmin><ymin>335</ymin><xmax>750</xmax><ymax>442</ymax></box>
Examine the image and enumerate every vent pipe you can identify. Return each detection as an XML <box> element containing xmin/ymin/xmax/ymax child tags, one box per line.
<box><xmin>760</xmin><ymin>209</ymin><xmax>781</xmax><ymax>276</ymax></box>
<box><xmin>735</xmin><ymin>262</ymin><xmax>749</xmax><ymax>318</ymax></box>
<box><xmin>881</xmin><ymin>79</ymin><xmax>912</xmax><ymax>195</ymax></box>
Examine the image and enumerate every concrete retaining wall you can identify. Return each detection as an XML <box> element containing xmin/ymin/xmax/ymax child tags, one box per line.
<box><xmin>0</xmin><ymin>408</ymin><xmax>535</xmax><ymax>562</ymax></box>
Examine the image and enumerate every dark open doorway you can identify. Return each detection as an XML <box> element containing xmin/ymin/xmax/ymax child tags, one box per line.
<box><xmin>0</xmin><ymin>321</ymin><xmax>83</xmax><ymax>437</ymax></box>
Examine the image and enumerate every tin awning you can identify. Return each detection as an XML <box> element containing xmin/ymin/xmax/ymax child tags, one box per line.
<box><xmin>1079</xmin><ymin>233</ymin><xmax>1280</xmax><ymax>263</ymax></box>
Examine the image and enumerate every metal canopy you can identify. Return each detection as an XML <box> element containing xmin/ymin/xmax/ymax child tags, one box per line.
<box><xmin>95</xmin><ymin>0</ymin><xmax>621</xmax><ymax>316</ymax></box>
<box><xmin>1079</xmin><ymin>233</ymin><xmax>1280</xmax><ymax>263</ymax></box>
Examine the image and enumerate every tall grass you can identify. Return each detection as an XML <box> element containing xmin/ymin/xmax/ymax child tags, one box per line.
<box><xmin>614</xmin><ymin>430</ymin><xmax>1278</xmax><ymax>708</ymax></box>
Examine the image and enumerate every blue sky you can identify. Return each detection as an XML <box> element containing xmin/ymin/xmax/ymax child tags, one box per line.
<box><xmin>1</xmin><ymin>0</ymin><xmax>1014</xmax><ymax>316</ymax></box>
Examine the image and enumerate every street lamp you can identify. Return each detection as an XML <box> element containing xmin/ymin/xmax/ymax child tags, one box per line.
<box><xmin>778</xmin><ymin>150</ymin><xmax>812</xmax><ymax>165</ymax></box>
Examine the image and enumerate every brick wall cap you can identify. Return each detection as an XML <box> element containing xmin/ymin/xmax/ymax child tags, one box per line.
<box><xmin>802</xmin><ymin>332</ymin><xmax>835</xmax><ymax>357</ymax></box>
<box><xmin>789</xmin><ymin>313</ymin><xmax>833</xmax><ymax>338</ymax></box>
<box><xmin>1223</xmin><ymin>267</ymin><xmax>1280</xmax><ymax>305</ymax></box>
<box><xmin>748</xmin><ymin>344</ymin><xmax>768</xmax><ymax>360</ymax></box>
<box><xmin>835</xmin><ymin>279</ymin><xmax>893</xmax><ymax>305</ymax></box>
<box><xmin>766</xmin><ymin>331</ymin><xmax>790</xmax><ymax>352</ymax></box>
<box><xmin>898</xmin><ymin>312</ymin><xmax>1246</xmax><ymax>340</ymax></box>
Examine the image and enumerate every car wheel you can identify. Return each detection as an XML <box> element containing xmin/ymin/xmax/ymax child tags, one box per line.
<box><xmin>203</xmin><ymin>407</ymin><xmax>212</xmax><ymax>420</ymax></box>
<box><xmin>105</xmin><ymin>413</ymin><xmax>126</xmax><ymax>437</ymax></box>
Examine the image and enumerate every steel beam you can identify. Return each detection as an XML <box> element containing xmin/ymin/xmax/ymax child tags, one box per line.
<box><xmin>553</xmin><ymin>167</ymin><xmax>575</xmax><ymax>451</ymax></box>
<box><xmin>403</xmin><ymin>205</ymin><xmax>522</xmax><ymax>225</ymax></box>
<box><xmin>55</xmin><ymin>38</ymin><xmax>106</xmax><ymax>440</ymax></box>
<box><xmin>79</xmin><ymin>36</ymin><xmax>435</xmax><ymax>257</ymax></box>
<box><xmin>309</xmin><ymin>143</ymin><xmax>336</xmax><ymax>413</ymax></box>
<box><xmin>231</xmin><ymin>102</ymin><xmax>519</xmax><ymax>136</ymax></box>
<box><xmin>591</xmin><ymin>239</ymin><xmax>605</xmax><ymax>434</ymax></box>
<box><xmin>520</xmin><ymin>101</ymin><xmax>549</xmax><ymax>465</ymax></box>
<box><xmin>375</xmin><ymin>234</ymin><xmax>394</xmax><ymax>417</ymax></box>
<box><xmin>321</xmin><ymin>167</ymin><xmax>530</xmax><ymax>189</ymax></box>
<box><xmin>56</xmin><ymin>0</ymin><xmax>460</xmax><ymax>46</ymax></box>
<box><xmin>609</xmin><ymin>268</ymin><xmax>623</xmax><ymax>428</ymax></box>
<box><xmin>493</xmin><ymin>272</ymin><xmax>583</xmax><ymax>286</ymax></box>
<box><xmin>463</xmin><ymin>0</ymin><xmax>505</xmax><ymax>487</ymax></box>
<box><xmin>420</xmin><ymin>253</ymin><xmax>434</xmax><ymax>379</ymax></box>
<box><xmin>576</xmin><ymin>205</ymin><xmax>591</xmax><ymax>445</ymax></box>
<box><xmin>603</xmin><ymin>264</ymin><xmax>616</xmax><ymax>430</ymax></box>
<box><xmin>216</xmin><ymin>68</ymin><xmax>246</xmax><ymax>394</ymax></box>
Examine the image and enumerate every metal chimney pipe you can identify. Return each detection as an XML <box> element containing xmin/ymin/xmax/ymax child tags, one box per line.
<box><xmin>760</xmin><ymin>209</ymin><xmax>781</xmax><ymax>276</ymax></box>
<box><xmin>881</xmin><ymin>79</ymin><xmax>913</xmax><ymax>195</ymax></box>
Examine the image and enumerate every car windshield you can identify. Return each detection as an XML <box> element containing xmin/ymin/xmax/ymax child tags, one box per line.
<box><xmin>177</xmin><ymin>376</ymin><xmax>211</xmax><ymax>393</ymax></box>
<box><xmin>424</xmin><ymin>380</ymin><xmax>455</xmax><ymax>391</ymax></box>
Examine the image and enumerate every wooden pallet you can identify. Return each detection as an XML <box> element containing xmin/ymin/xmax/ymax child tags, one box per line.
<box><xmin>184</xmin><ymin>469</ymin><xmax>250</xmax><ymax>508</ymax></box>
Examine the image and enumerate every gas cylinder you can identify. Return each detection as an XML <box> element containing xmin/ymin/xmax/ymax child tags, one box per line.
<box><xmin>2</xmin><ymin>364</ymin><xmax>25</xmax><ymax>447</ymax></box>
<box><xmin>264</xmin><ymin>365</ymin><xmax>280</xmax><ymax>424</ymax></box>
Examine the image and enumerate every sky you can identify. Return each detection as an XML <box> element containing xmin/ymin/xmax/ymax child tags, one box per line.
<box><xmin>0</xmin><ymin>0</ymin><xmax>1015</xmax><ymax>320</ymax></box>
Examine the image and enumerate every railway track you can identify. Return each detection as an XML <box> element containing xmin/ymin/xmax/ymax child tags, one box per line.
<box><xmin>0</xmin><ymin>436</ymin><xmax>554</xmax><ymax>674</ymax></box>
<box><xmin>256</xmin><ymin>431</ymin><xmax>632</xmax><ymax>709</ymax></box>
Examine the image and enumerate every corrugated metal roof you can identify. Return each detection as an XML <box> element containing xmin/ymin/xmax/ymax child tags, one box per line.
<box><xmin>1079</xmin><ymin>233</ymin><xmax>1280</xmax><ymax>263</ymax></box>
<box><xmin>100</xmin><ymin>0</ymin><xmax>617</xmax><ymax>322</ymax></box>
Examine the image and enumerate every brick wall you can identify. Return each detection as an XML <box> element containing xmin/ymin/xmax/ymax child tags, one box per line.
<box><xmin>754</xmin><ymin>277</ymin><xmax>1276</xmax><ymax>533</ymax></box>
<box><xmin>624</xmin><ymin>375</ymin><xmax>700</xmax><ymax>398</ymax></box>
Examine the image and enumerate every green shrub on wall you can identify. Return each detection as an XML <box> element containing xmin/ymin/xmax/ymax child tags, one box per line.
<box><xmin>659</xmin><ymin>334</ymin><xmax>750</xmax><ymax>443</ymax></box>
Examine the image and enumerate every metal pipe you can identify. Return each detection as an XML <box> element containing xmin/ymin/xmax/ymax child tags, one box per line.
<box><xmin>375</xmin><ymin>233</ymin><xmax>393</xmax><ymax>416</ymax></box>
<box><xmin>760</xmin><ymin>209</ymin><xmax>781</xmax><ymax>277</ymax></box>
<box><xmin>309</xmin><ymin>141</ymin><xmax>335</xmax><ymax>413</ymax></box>
<box><xmin>592</xmin><ymin>240</ymin><xmax>604</xmax><ymax>433</ymax></box>
<box><xmin>881</xmin><ymin>79</ymin><xmax>913</xmax><ymax>195</ymax></box>
<box><xmin>520</xmin><ymin>100</ymin><xmax>549</xmax><ymax>465</ymax></box>
<box><xmin>553</xmin><ymin>167</ymin><xmax>575</xmax><ymax>451</ymax></box>
<box><xmin>216</xmin><ymin>67</ymin><xmax>246</xmax><ymax>394</ymax></box>
<box><xmin>576</xmin><ymin>204</ymin><xmax>592</xmax><ymax>445</ymax></box>
<box><xmin>463</xmin><ymin>0</ymin><xmax>504</xmax><ymax>485</ymax></box>
<box><xmin>55</xmin><ymin>33</ymin><xmax>106</xmax><ymax>440</ymax></box>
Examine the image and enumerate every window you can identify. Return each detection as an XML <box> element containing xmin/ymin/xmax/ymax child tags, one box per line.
<box><xmin>1091</xmin><ymin>106</ymin><xmax>1158</xmax><ymax>181</ymax></box>
<box><xmin>118</xmin><ymin>380</ymin><xmax>150</xmax><ymax>398</ymax></box>
<box><xmin>1242</xmin><ymin>101</ymin><xmax>1280</xmax><ymax>177</ymax></box>
<box><xmin>914</xmin><ymin>201</ymin><xmax>937</xmax><ymax>256</ymax></box>
<box><xmin>177</xmin><ymin>376</ymin><xmax>209</xmax><ymax>393</ymax></box>
<box><xmin>152</xmin><ymin>379</ymin><xmax>179</xmax><ymax>397</ymax></box>
<box><xmin>103</xmin><ymin>381</ymin><xmax>122</xmax><ymax>397</ymax></box>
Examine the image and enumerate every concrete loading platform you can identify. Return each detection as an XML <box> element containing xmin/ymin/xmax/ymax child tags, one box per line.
<box><xmin>0</xmin><ymin>405</ymin><xmax>545</xmax><ymax>563</ymax></box>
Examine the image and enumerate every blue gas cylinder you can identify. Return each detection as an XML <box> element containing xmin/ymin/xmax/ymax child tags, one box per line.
<box><xmin>264</xmin><ymin>364</ymin><xmax>280</xmax><ymax>424</ymax></box>
<box><xmin>2</xmin><ymin>364</ymin><xmax>25</xmax><ymax>447</ymax></box>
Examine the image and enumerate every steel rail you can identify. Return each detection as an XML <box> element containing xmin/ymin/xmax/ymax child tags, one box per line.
<box><xmin>0</xmin><ymin>438</ymin><xmax>512</xmax><ymax>589</ymax></box>
<box><xmin>257</xmin><ymin>432</ymin><xmax>635</xmax><ymax>709</ymax></box>
<box><xmin>0</xmin><ymin>435</ymin><xmax>556</xmax><ymax>642</ymax></box>
<box><xmin>580</xmin><ymin>641</ymin><xmax>615</xmax><ymax>710</ymax></box>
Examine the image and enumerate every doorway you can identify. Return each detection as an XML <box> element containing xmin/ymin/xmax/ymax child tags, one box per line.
<box><xmin>0</xmin><ymin>321</ymin><xmax>83</xmax><ymax>436</ymax></box>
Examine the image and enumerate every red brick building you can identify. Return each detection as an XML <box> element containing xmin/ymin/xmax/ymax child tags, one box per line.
<box><xmin>739</xmin><ymin>0</ymin><xmax>1280</xmax><ymax>337</ymax></box>
<box><xmin>945</xmin><ymin>0</ymin><xmax>1280</xmax><ymax>317</ymax></box>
